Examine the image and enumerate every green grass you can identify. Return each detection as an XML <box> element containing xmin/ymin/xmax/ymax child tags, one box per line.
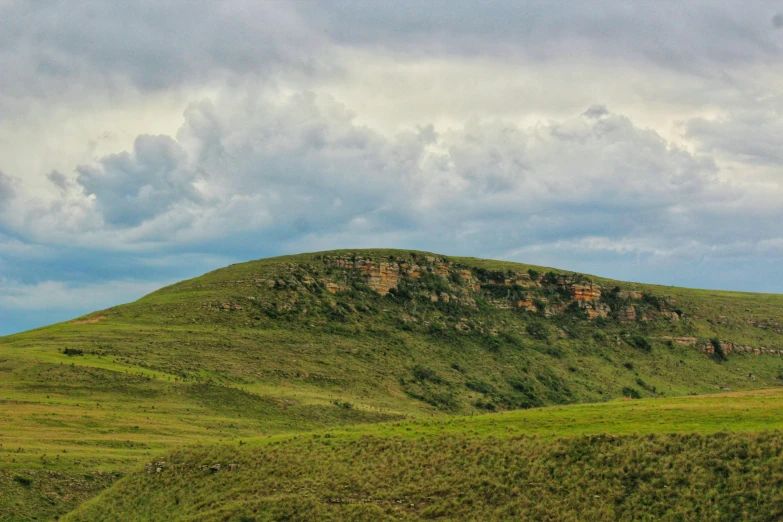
<box><xmin>2</xmin><ymin>248</ymin><xmax>783</xmax><ymax>520</ymax></box>
<box><xmin>64</xmin><ymin>388</ymin><xmax>783</xmax><ymax>521</ymax></box>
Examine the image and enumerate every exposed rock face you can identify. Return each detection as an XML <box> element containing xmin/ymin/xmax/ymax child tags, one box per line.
<box><xmin>571</xmin><ymin>283</ymin><xmax>601</xmax><ymax>302</ymax></box>
<box><xmin>517</xmin><ymin>298</ymin><xmax>537</xmax><ymax>312</ymax></box>
<box><xmin>701</xmin><ymin>342</ymin><xmax>736</xmax><ymax>355</ymax></box>
<box><xmin>315</xmin><ymin>254</ymin><xmax>698</xmax><ymax>324</ymax></box>
<box><xmin>663</xmin><ymin>337</ymin><xmax>697</xmax><ymax>346</ymax></box>
<box><xmin>617</xmin><ymin>306</ymin><xmax>637</xmax><ymax>322</ymax></box>
<box><xmin>329</xmin><ymin>257</ymin><xmax>426</xmax><ymax>296</ymax></box>
<box><xmin>579</xmin><ymin>301</ymin><xmax>610</xmax><ymax>319</ymax></box>
<box><xmin>434</xmin><ymin>263</ymin><xmax>450</xmax><ymax>276</ymax></box>
<box><xmin>356</xmin><ymin>261</ymin><xmax>400</xmax><ymax>296</ymax></box>
<box><xmin>400</xmin><ymin>263</ymin><xmax>422</xmax><ymax>278</ymax></box>
<box><xmin>457</xmin><ymin>269</ymin><xmax>473</xmax><ymax>280</ymax></box>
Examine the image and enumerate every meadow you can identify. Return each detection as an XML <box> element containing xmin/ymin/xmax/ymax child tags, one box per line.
<box><xmin>65</xmin><ymin>388</ymin><xmax>783</xmax><ymax>521</ymax></box>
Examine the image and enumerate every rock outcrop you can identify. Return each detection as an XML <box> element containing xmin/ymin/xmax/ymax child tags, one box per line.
<box><xmin>579</xmin><ymin>301</ymin><xmax>610</xmax><ymax>319</ymax></box>
<box><xmin>356</xmin><ymin>261</ymin><xmax>401</xmax><ymax>296</ymax></box>
<box><xmin>571</xmin><ymin>283</ymin><xmax>601</xmax><ymax>302</ymax></box>
<box><xmin>617</xmin><ymin>306</ymin><xmax>637</xmax><ymax>322</ymax></box>
<box><xmin>308</xmin><ymin>254</ymin><xmax>682</xmax><ymax>323</ymax></box>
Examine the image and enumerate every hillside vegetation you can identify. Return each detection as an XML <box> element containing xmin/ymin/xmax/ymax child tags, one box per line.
<box><xmin>65</xmin><ymin>389</ymin><xmax>783</xmax><ymax>521</ymax></box>
<box><xmin>2</xmin><ymin>249</ymin><xmax>783</xmax><ymax>520</ymax></box>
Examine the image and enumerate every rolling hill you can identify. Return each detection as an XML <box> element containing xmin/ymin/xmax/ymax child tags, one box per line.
<box><xmin>2</xmin><ymin>248</ymin><xmax>783</xmax><ymax>520</ymax></box>
<box><xmin>63</xmin><ymin>389</ymin><xmax>783</xmax><ymax>521</ymax></box>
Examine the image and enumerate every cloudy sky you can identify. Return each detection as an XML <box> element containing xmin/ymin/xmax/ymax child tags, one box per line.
<box><xmin>1</xmin><ymin>1</ymin><xmax>782</xmax><ymax>334</ymax></box>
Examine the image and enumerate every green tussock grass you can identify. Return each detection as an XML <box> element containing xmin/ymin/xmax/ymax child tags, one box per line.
<box><xmin>65</xmin><ymin>387</ymin><xmax>783</xmax><ymax>521</ymax></box>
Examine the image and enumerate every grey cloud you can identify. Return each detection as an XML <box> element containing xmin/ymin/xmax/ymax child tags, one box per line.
<box><xmin>36</xmin><ymin>95</ymin><xmax>742</xmax><ymax>264</ymax></box>
<box><xmin>583</xmin><ymin>105</ymin><xmax>609</xmax><ymax>119</ymax></box>
<box><xmin>75</xmin><ymin>135</ymin><xmax>201</xmax><ymax>226</ymax></box>
<box><xmin>0</xmin><ymin>170</ymin><xmax>15</xmax><ymax>203</ymax></box>
<box><xmin>305</xmin><ymin>0</ymin><xmax>782</xmax><ymax>71</ymax></box>
<box><xmin>2</xmin><ymin>0</ymin><xmax>780</xmax><ymax>108</ymax></box>
<box><xmin>685</xmin><ymin>101</ymin><xmax>783</xmax><ymax>166</ymax></box>
<box><xmin>47</xmin><ymin>170</ymin><xmax>71</xmax><ymax>192</ymax></box>
<box><xmin>773</xmin><ymin>13</ymin><xmax>783</xmax><ymax>28</ymax></box>
<box><xmin>0</xmin><ymin>0</ymin><xmax>330</xmax><ymax>102</ymax></box>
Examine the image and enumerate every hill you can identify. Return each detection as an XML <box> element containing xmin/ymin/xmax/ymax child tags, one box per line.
<box><xmin>64</xmin><ymin>389</ymin><xmax>783</xmax><ymax>521</ymax></box>
<box><xmin>2</xmin><ymin>248</ymin><xmax>783</xmax><ymax>520</ymax></box>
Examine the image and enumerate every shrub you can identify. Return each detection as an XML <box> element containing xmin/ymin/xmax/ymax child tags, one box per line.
<box><xmin>526</xmin><ymin>322</ymin><xmax>549</xmax><ymax>341</ymax></box>
<box><xmin>545</xmin><ymin>346</ymin><xmax>564</xmax><ymax>359</ymax></box>
<box><xmin>465</xmin><ymin>380</ymin><xmax>494</xmax><ymax>395</ymax></box>
<box><xmin>623</xmin><ymin>362</ymin><xmax>634</xmax><ymax>370</ymax></box>
<box><xmin>642</xmin><ymin>293</ymin><xmax>662</xmax><ymax>310</ymax></box>
<box><xmin>483</xmin><ymin>335</ymin><xmax>503</xmax><ymax>353</ymax></box>
<box><xmin>499</xmin><ymin>330</ymin><xmax>524</xmax><ymax>348</ymax></box>
<box><xmin>711</xmin><ymin>338</ymin><xmax>727</xmax><ymax>362</ymax></box>
<box><xmin>507</xmin><ymin>377</ymin><xmax>533</xmax><ymax>394</ymax></box>
<box><xmin>629</xmin><ymin>335</ymin><xmax>652</xmax><ymax>352</ymax></box>
<box><xmin>474</xmin><ymin>399</ymin><xmax>496</xmax><ymax>411</ymax></box>
<box><xmin>412</xmin><ymin>365</ymin><xmax>443</xmax><ymax>384</ymax></box>
<box><xmin>622</xmin><ymin>386</ymin><xmax>642</xmax><ymax>399</ymax></box>
<box><xmin>63</xmin><ymin>347</ymin><xmax>84</xmax><ymax>356</ymax></box>
<box><xmin>13</xmin><ymin>474</ymin><xmax>32</xmax><ymax>487</ymax></box>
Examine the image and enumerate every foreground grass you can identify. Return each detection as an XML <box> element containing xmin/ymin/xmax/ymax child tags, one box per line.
<box><xmin>65</xmin><ymin>388</ymin><xmax>783</xmax><ymax>521</ymax></box>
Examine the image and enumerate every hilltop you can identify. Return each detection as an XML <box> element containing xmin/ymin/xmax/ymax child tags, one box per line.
<box><xmin>2</xmin><ymin>249</ymin><xmax>783</xmax><ymax>520</ymax></box>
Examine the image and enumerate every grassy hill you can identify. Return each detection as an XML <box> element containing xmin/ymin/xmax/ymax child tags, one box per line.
<box><xmin>2</xmin><ymin>248</ymin><xmax>783</xmax><ymax>520</ymax></box>
<box><xmin>64</xmin><ymin>389</ymin><xmax>783</xmax><ymax>521</ymax></box>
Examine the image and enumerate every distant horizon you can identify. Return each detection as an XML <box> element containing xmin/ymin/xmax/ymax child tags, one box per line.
<box><xmin>2</xmin><ymin>1</ymin><xmax>783</xmax><ymax>335</ymax></box>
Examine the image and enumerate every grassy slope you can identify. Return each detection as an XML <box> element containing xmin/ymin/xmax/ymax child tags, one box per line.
<box><xmin>2</xmin><ymin>248</ymin><xmax>783</xmax><ymax>519</ymax></box>
<box><xmin>65</xmin><ymin>388</ymin><xmax>783</xmax><ymax>521</ymax></box>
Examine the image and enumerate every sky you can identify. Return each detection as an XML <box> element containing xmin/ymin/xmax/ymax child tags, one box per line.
<box><xmin>1</xmin><ymin>1</ymin><xmax>783</xmax><ymax>335</ymax></box>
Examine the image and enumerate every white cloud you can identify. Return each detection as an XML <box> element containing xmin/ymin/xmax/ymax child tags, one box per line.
<box><xmin>0</xmin><ymin>278</ymin><xmax>165</xmax><ymax>311</ymax></box>
<box><xmin>3</xmin><ymin>90</ymin><xmax>777</xmax><ymax>264</ymax></box>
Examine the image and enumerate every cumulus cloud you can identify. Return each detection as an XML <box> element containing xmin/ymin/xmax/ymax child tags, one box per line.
<box><xmin>5</xmin><ymin>89</ymin><xmax>781</xmax><ymax>286</ymax></box>
<box><xmin>75</xmin><ymin>135</ymin><xmax>203</xmax><ymax>226</ymax></box>
<box><xmin>11</xmin><ymin>93</ymin><xmax>744</xmax><ymax>265</ymax></box>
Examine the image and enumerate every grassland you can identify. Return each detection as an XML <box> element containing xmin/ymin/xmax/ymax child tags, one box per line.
<box><xmin>2</xmin><ymin>249</ymin><xmax>783</xmax><ymax>520</ymax></box>
<box><xmin>65</xmin><ymin>388</ymin><xmax>783</xmax><ymax>521</ymax></box>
